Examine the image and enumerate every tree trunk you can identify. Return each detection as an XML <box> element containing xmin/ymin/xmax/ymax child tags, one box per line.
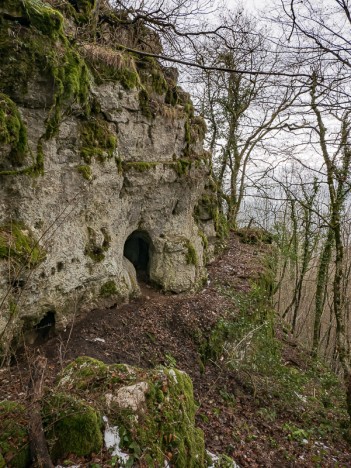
<box><xmin>27</xmin><ymin>356</ymin><xmax>54</xmax><ymax>468</ymax></box>
<box><xmin>312</xmin><ymin>229</ymin><xmax>333</xmax><ymax>355</ymax></box>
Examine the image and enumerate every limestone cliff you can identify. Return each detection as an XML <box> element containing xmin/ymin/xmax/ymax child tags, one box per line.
<box><xmin>0</xmin><ymin>0</ymin><xmax>214</xmax><ymax>348</ymax></box>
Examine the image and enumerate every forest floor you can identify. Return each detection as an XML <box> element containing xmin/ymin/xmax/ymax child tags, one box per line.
<box><xmin>1</xmin><ymin>233</ymin><xmax>351</xmax><ymax>467</ymax></box>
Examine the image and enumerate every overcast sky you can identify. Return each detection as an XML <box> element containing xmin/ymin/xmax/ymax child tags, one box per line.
<box><xmin>225</xmin><ymin>0</ymin><xmax>271</xmax><ymax>13</ymax></box>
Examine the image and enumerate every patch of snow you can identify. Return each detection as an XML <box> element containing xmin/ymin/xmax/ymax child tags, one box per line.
<box><xmin>92</xmin><ymin>337</ymin><xmax>106</xmax><ymax>343</ymax></box>
<box><xmin>206</xmin><ymin>450</ymin><xmax>240</xmax><ymax>468</ymax></box>
<box><xmin>103</xmin><ymin>416</ymin><xmax>129</xmax><ymax>463</ymax></box>
<box><xmin>207</xmin><ymin>451</ymin><xmax>220</xmax><ymax>467</ymax></box>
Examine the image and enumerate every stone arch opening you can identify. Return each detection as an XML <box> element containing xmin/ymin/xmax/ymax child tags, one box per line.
<box><xmin>123</xmin><ymin>230</ymin><xmax>152</xmax><ymax>281</ymax></box>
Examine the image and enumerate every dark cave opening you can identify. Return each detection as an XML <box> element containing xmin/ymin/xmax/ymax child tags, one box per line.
<box><xmin>35</xmin><ymin>311</ymin><xmax>56</xmax><ymax>342</ymax></box>
<box><xmin>123</xmin><ymin>230</ymin><xmax>151</xmax><ymax>281</ymax></box>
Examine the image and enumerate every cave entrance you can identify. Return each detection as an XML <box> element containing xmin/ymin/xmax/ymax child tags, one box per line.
<box><xmin>123</xmin><ymin>230</ymin><xmax>152</xmax><ymax>282</ymax></box>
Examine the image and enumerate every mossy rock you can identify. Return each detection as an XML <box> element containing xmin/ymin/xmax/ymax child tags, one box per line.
<box><xmin>87</xmin><ymin>51</ymin><xmax>140</xmax><ymax>89</ymax></box>
<box><xmin>0</xmin><ymin>93</ymin><xmax>27</xmax><ymax>167</ymax></box>
<box><xmin>57</xmin><ymin>357</ymin><xmax>206</xmax><ymax>466</ymax></box>
<box><xmin>195</xmin><ymin>194</ymin><xmax>229</xmax><ymax>240</ymax></box>
<box><xmin>0</xmin><ymin>0</ymin><xmax>91</xmax><ymax>175</ymax></box>
<box><xmin>84</xmin><ymin>226</ymin><xmax>110</xmax><ymax>262</ymax></box>
<box><xmin>0</xmin><ymin>221</ymin><xmax>46</xmax><ymax>267</ymax></box>
<box><xmin>59</xmin><ymin>357</ymin><xmax>136</xmax><ymax>390</ymax></box>
<box><xmin>100</xmin><ymin>279</ymin><xmax>118</xmax><ymax>297</ymax></box>
<box><xmin>173</xmin><ymin>158</ymin><xmax>192</xmax><ymax>177</ymax></box>
<box><xmin>137</xmin><ymin>56</ymin><xmax>168</xmax><ymax>95</ymax></box>
<box><xmin>77</xmin><ymin>164</ymin><xmax>92</xmax><ymax>180</ymax></box>
<box><xmin>185</xmin><ymin>241</ymin><xmax>198</xmax><ymax>266</ymax></box>
<box><xmin>235</xmin><ymin>227</ymin><xmax>273</xmax><ymax>245</ymax></box>
<box><xmin>80</xmin><ymin>117</ymin><xmax>117</xmax><ymax>163</ymax></box>
<box><xmin>139</xmin><ymin>89</ymin><xmax>153</xmax><ymax>119</ymax></box>
<box><xmin>58</xmin><ymin>356</ymin><xmax>109</xmax><ymax>390</ymax></box>
<box><xmin>126</xmin><ymin>367</ymin><xmax>205</xmax><ymax>467</ymax></box>
<box><xmin>43</xmin><ymin>392</ymin><xmax>103</xmax><ymax>461</ymax></box>
<box><xmin>124</xmin><ymin>161</ymin><xmax>157</xmax><ymax>172</ymax></box>
<box><xmin>0</xmin><ymin>401</ymin><xmax>30</xmax><ymax>468</ymax></box>
<box><xmin>23</xmin><ymin>0</ymin><xmax>64</xmax><ymax>38</ymax></box>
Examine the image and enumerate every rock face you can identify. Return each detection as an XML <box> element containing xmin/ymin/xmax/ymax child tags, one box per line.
<box><xmin>0</xmin><ymin>1</ymin><xmax>214</xmax><ymax>347</ymax></box>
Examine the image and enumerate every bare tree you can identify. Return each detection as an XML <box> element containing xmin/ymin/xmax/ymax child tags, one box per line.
<box><xmin>192</xmin><ymin>9</ymin><xmax>302</xmax><ymax>228</ymax></box>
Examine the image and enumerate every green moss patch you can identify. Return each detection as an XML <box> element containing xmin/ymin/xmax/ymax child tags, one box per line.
<box><xmin>84</xmin><ymin>226</ymin><xmax>110</xmax><ymax>262</ymax></box>
<box><xmin>23</xmin><ymin>0</ymin><xmax>64</xmax><ymax>38</ymax></box>
<box><xmin>82</xmin><ymin>44</ymin><xmax>140</xmax><ymax>89</ymax></box>
<box><xmin>192</xmin><ymin>115</ymin><xmax>207</xmax><ymax>140</ymax></box>
<box><xmin>0</xmin><ymin>94</ymin><xmax>27</xmax><ymax>167</ymax></box>
<box><xmin>71</xmin><ymin>0</ymin><xmax>96</xmax><ymax>22</ymax></box>
<box><xmin>182</xmin><ymin>114</ymin><xmax>206</xmax><ymax>157</ymax></box>
<box><xmin>235</xmin><ymin>227</ymin><xmax>274</xmax><ymax>245</ymax></box>
<box><xmin>135</xmin><ymin>368</ymin><xmax>205</xmax><ymax>467</ymax></box>
<box><xmin>165</xmin><ymin>86</ymin><xmax>179</xmax><ymax>106</ymax></box>
<box><xmin>0</xmin><ymin>0</ymin><xmax>91</xmax><ymax>175</ymax></box>
<box><xmin>43</xmin><ymin>392</ymin><xmax>103</xmax><ymax>461</ymax></box>
<box><xmin>195</xmin><ymin>194</ymin><xmax>229</xmax><ymax>240</ymax></box>
<box><xmin>80</xmin><ymin>117</ymin><xmax>117</xmax><ymax>164</ymax></box>
<box><xmin>185</xmin><ymin>241</ymin><xmax>198</xmax><ymax>266</ymax></box>
<box><xmin>77</xmin><ymin>164</ymin><xmax>92</xmax><ymax>180</ymax></box>
<box><xmin>0</xmin><ymin>221</ymin><xmax>46</xmax><ymax>267</ymax></box>
<box><xmin>139</xmin><ymin>89</ymin><xmax>153</xmax><ymax>119</ymax></box>
<box><xmin>124</xmin><ymin>161</ymin><xmax>157</xmax><ymax>172</ymax></box>
<box><xmin>100</xmin><ymin>280</ymin><xmax>118</xmax><ymax>297</ymax></box>
<box><xmin>45</xmin><ymin>47</ymin><xmax>90</xmax><ymax>139</ymax></box>
<box><xmin>173</xmin><ymin>158</ymin><xmax>192</xmax><ymax>177</ymax></box>
<box><xmin>58</xmin><ymin>356</ymin><xmax>109</xmax><ymax>391</ymax></box>
<box><xmin>0</xmin><ymin>401</ymin><xmax>30</xmax><ymax>468</ymax></box>
<box><xmin>137</xmin><ymin>56</ymin><xmax>168</xmax><ymax>95</ymax></box>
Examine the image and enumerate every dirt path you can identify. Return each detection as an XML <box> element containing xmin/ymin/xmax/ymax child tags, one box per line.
<box><xmin>2</xmin><ymin>234</ymin><xmax>351</xmax><ymax>467</ymax></box>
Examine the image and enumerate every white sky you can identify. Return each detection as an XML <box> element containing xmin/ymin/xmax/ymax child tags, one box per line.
<box><xmin>225</xmin><ymin>0</ymin><xmax>268</xmax><ymax>12</ymax></box>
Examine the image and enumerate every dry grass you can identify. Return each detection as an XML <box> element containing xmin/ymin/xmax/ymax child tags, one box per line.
<box><xmin>80</xmin><ymin>43</ymin><xmax>138</xmax><ymax>74</ymax></box>
<box><xmin>159</xmin><ymin>103</ymin><xmax>184</xmax><ymax>121</ymax></box>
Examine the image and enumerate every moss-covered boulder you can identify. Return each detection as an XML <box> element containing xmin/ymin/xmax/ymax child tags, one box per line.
<box><xmin>43</xmin><ymin>392</ymin><xmax>103</xmax><ymax>461</ymax></box>
<box><xmin>0</xmin><ymin>401</ymin><xmax>30</xmax><ymax>468</ymax></box>
<box><xmin>58</xmin><ymin>355</ymin><xmax>110</xmax><ymax>390</ymax></box>
<box><xmin>58</xmin><ymin>356</ymin><xmax>206</xmax><ymax>466</ymax></box>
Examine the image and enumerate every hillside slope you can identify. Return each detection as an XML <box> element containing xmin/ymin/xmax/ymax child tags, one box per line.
<box><xmin>1</xmin><ymin>233</ymin><xmax>351</xmax><ymax>466</ymax></box>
